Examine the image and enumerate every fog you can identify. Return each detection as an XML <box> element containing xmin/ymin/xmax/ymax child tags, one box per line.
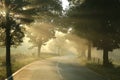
<box><xmin>0</xmin><ymin>25</ymin><xmax>120</xmax><ymax>63</ymax></box>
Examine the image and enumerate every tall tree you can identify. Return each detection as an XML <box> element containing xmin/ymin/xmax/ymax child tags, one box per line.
<box><xmin>0</xmin><ymin>0</ymin><xmax>62</xmax><ymax>79</ymax></box>
<box><xmin>0</xmin><ymin>0</ymin><xmax>35</xmax><ymax>79</ymax></box>
<box><xmin>67</xmin><ymin>0</ymin><xmax>120</xmax><ymax>66</ymax></box>
<box><xmin>4</xmin><ymin>0</ymin><xmax>13</xmax><ymax>79</ymax></box>
<box><xmin>0</xmin><ymin>1</ymin><xmax>25</xmax><ymax>79</ymax></box>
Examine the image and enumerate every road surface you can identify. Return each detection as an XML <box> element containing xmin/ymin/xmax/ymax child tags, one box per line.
<box><xmin>12</xmin><ymin>55</ymin><xmax>107</xmax><ymax>80</ymax></box>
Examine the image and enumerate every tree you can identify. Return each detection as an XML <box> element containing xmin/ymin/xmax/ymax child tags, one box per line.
<box><xmin>0</xmin><ymin>0</ymin><xmax>28</xmax><ymax>79</ymax></box>
<box><xmin>27</xmin><ymin>22</ymin><xmax>55</xmax><ymax>56</ymax></box>
<box><xmin>0</xmin><ymin>0</ymin><xmax>62</xmax><ymax>79</ymax></box>
<box><xmin>0</xmin><ymin>0</ymin><xmax>37</xmax><ymax>79</ymax></box>
<box><xmin>67</xmin><ymin>0</ymin><xmax>120</xmax><ymax>66</ymax></box>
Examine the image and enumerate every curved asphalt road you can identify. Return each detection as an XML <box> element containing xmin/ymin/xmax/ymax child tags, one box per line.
<box><xmin>12</xmin><ymin>55</ymin><xmax>107</xmax><ymax>80</ymax></box>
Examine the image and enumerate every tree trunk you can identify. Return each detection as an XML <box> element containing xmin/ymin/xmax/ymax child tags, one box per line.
<box><xmin>87</xmin><ymin>41</ymin><xmax>91</xmax><ymax>60</ymax></box>
<box><xmin>38</xmin><ymin>44</ymin><xmax>41</xmax><ymax>57</ymax></box>
<box><xmin>6</xmin><ymin>27</ymin><xmax>13</xmax><ymax>80</ymax></box>
<box><xmin>5</xmin><ymin>0</ymin><xmax>13</xmax><ymax>79</ymax></box>
<box><xmin>103</xmin><ymin>48</ymin><xmax>109</xmax><ymax>66</ymax></box>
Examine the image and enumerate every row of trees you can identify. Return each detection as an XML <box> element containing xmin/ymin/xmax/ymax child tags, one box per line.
<box><xmin>14</xmin><ymin>0</ymin><xmax>120</xmax><ymax>67</ymax></box>
<box><xmin>65</xmin><ymin>0</ymin><xmax>120</xmax><ymax>66</ymax></box>
<box><xmin>1</xmin><ymin>0</ymin><xmax>120</xmax><ymax>79</ymax></box>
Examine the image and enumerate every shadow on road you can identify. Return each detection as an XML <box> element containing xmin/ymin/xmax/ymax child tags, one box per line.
<box><xmin>58</xmin><ymin>62</ymin><xmax>108</xmax><ymax>80</ymax></box>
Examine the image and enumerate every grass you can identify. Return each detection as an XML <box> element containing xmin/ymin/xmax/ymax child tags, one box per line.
<box><xmin>86</xmin><ymin>61</ymin><xmax>120</xmax><ymax>80</ymax></box>
<box><xmin>0</xmin><ymin>56</ymin><xmax>6</xmax><ymax>80</ymax></box>
<box><xmin>76</xmin><ymin>56</ymin><xmax>120</xmax><ymax>80</ymax></box>
<box><xmin>0</xmin><ymin>52</ymin><xmax>57</xmax><ymax>80</ymax></box>
<box><xmin>0</xmin><ymin>67</ymin><xmax>6</xmax><ymax>80</ymax></box>
<box><xmin>76</xmin><ymin>57</ymin><xmax>120</xmax><ymax>80</ymax></box>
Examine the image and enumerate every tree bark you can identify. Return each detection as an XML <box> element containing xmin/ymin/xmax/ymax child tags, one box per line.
<box><xmin>103</xmin><ymin>48</ymin><xmax>109</xmax><ymax>66</ymax></box>
<box><xmin>5</xmin><ymin>25</ymin><xmax>13</xmax><ymax>80</ymax></box>
<box><xmin>87</xmin><ymin>41</ymin><xmax>91</xmax><ymax>60</ymax></box>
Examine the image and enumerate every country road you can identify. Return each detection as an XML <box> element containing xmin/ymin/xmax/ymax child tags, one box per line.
<box><xmin>12</xmin><ymin>55</ymin><xmax>107</xmax><ymax>80</ymax></box>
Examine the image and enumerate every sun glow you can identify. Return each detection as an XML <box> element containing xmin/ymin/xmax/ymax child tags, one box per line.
<box><xmin>0</xmin><ymin>11</ymin><xmax>5</xmax><ymax>16</ymax></box>
<box><xmin>61</xmin><ymin>0</ymin><xmax>69</xmax><ymax>10</ymax></box>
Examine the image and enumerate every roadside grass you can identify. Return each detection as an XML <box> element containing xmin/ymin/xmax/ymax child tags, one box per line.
<box><xmin>77</xmin><ymin>57</ymin><xmax>120</xmax><ymax>80</ymax></box>
<box><xmin>0</xmin><ymin>56</ymin><xmax>6</xmax><ymax>80</ymax></box>
<box><xmin>86</xmin><ymin>61</ymin><xmax>120</xmax><ymax>80</ymax></box>
<box><xmin>0</xmin><ymin>53</ymin><xmax>57</xmax><ymax>80</ymax></box>
<box><xmin>12</xmin><ymin>53</ymin><xmax>57</xmax><ymax>72</ymax></box>
<box><xmin>12</xmin><ymin>55</ymin><xmax>39</xmax><ymax>73</ymax></box>
<box><xmin>0</xmin><ymin>67</ymin><xmax>6</xmax><ymax>80</ymax></box>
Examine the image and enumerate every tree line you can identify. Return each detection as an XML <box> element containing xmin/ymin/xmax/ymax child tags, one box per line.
<box><xmin>66</xmin><ymin>0</ymin><xmax>120</xmax><ymax>67</ymax></box>
<box><xmin>0</xmin><ymin>0</ymin><xmax>120</xmax><ymax>79</ymax></box>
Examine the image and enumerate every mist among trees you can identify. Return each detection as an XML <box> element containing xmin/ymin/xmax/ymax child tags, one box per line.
<box><xmin>0</xmin><ymin>0</ymin><xmax>120</xmax><ymax>80</ymax></box>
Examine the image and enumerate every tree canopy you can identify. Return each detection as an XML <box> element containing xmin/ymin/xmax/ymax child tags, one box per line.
<box><xmin>0</xmin><ymin>15</ymin><xmax>24</xmax><ymax>47</ymax></box>
<box><xmin>66</xmin><ymin>0</ymin><xmax>120</xmax><ymax>66</ymax></box>
<box><xmin>0</xmin><ymin>0</ymin><xmax>63</xmax><ymax>78</ymax></box>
